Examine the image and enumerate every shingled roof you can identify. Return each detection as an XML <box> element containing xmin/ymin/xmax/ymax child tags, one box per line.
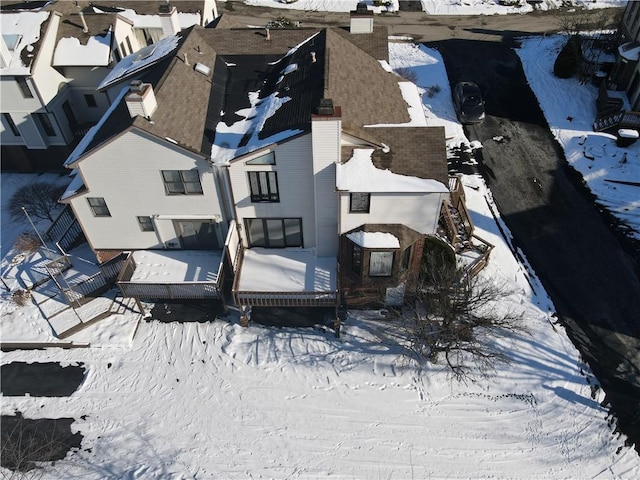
<box><xmin>323</xmin><ymin>28</ymin><xmax>410</xmax><ymax>139</ymax></box>
<box><xmin>369</xmin><ymin>127</ymin><xmax>449</xmax><ymax>186</ymax></box>
<box><xmin>73</xmin><ymin>23</ymin><xmax>446</xmax><ymax>185</ymax></box>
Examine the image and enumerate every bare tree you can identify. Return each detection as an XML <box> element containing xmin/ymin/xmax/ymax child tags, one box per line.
<box><xmin>7</xmin><ymin>182</ymin><xmax>66</xmax><ymax>223</ymax></box>
<box><xmin>553</xmin><ymin>8</ymin><xmax>621</xmax><ymax>83</ymax></box>
<box><xmin>1</xmin><ymin>412</ymin><xmax>80</xmax><ymax>478</ymax></box>
<box><xmin>402</xmin><ymin>250</ymin><xmax>526</xmax><ymax>381</ymax></box>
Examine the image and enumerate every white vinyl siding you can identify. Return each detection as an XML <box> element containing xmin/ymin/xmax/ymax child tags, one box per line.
<box><xmin>339</xmin><ymin>192</ymin><xmax>446</xmax><ymax>236</ymax></box>
<box><xmin>228</xmin><ymin>135</ymin><xmax>316</xmax><ymax>249</ymax></box>
<box><xmin>311</xmin><ymin>117</ymin><xmax>340</xmax><ymax>256</ymax></box>
<box><xmin>69</xmin><ymin>130</ymin><xmax>225</xmax><ymax>250</ymax></box>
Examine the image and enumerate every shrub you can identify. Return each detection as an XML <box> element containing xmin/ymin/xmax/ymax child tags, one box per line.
<box><xmin>554</xmin><ymin>36</ymin><xmax>581</xmax><ymax>79</ymax></box>
<box><xmin>14</xmin><ymin>233</ymin><xmax>42</xmax><ymax>253</ymax></box>
<box><xmin>11</xmin><ymin>289</ymin><xmax>31</xmax><ymax>307</ymax></box>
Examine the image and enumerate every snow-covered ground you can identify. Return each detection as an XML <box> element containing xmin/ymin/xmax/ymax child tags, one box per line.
<box><xmin>2</xmin><ymin>32</ymin><xmax>640</xmax><ymax>476</ymax></box>
<box><xmin>246</xmin><ymin>0</ymin><xmax>627</xmax><ymax>15</ymax></box>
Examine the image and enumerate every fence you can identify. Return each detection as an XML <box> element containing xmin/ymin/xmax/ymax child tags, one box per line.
<box><xmin>117</xmin><ymin>281</ymin><xmax>220</xmax><ymax>300</ymax></box>
<box><xmin>116</xmin><ymin>252</ymin><xmax>220</xmax><ymax>300</ymax></box>
<box><xmin>234</xmin><ymin>290</ymin><xmax>338</xmax><ymax>307</ymax></box>
<box><xmin>54</xmin><ymin>253</ymin><xmax>127</xmax><ymax>306</ymax></box>
<box><xmin>44</xmin><ymin>205</ymin><xmax>84</xmax><ymax>252</ymax></box>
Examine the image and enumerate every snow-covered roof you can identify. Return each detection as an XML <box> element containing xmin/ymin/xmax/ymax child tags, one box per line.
<box><xmin>53</xmin><ymin>30</ymin><xmax>112</xmax><ymax>67</ymax></box>
<box><xmin>97</xmin><ymin>33</ymin><xmax>181</xmax><ymax>90</ymax></box>
<box><xmin>63</xmin><ymin>85</ymin><xmax>129</xmax><ymax>168</ymax></box>
<box><xmin>237</xmin><ymin>249</ymin><xmax>336</xmax><ymax>293</ymax></box>
<box><xmin>336</xmin><ymin>148</ymin><xmax>449</xmax><ymax>193</ymax></box>
<box><xmin>59</xmin><ymin>170</ymin><xmax>85</xmax><ymax>202</ymax></box>
<box><xmin>115</xmin><ymin>9</ymin><xmax>200</xmax><ymax>30</ymax></box>
<box><xmin>211</xmin><ymin>90</ymin><xmax>303</xmax><ymax>164</ymax></box>
<box><xmin>0</xmin><ymin>11</ymin><xmax>49</xmax><ymax>74</ymax></box>
<box><xmin>346</xmin><ymin>231</ymin><xmax>400</xmax><ymax>249</ymax></box>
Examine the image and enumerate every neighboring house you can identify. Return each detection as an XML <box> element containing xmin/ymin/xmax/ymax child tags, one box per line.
<box><xmin>0</xmin><ymin>0</ymin><xmax>218</xmax><ymax>170</ymax></box>
<box><xmin>57</xmin><ymin>8</ymin><xmax>456</xmax><ymax>322</ymax></box>
<box><xmin>0</xmin><ymin>9</ymin><xmax>72</xmax><ymax>168</ymax></box>
<box><xmin>609</xmin><ymin>1</ymin><xmax>640</xmax><ymax>108</ymax></box>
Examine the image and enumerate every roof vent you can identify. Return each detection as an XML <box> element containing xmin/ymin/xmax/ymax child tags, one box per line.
<box><xmin>317</xmin><ymin>98</ymin><xmax>334</xmax><ymax>116</ymax></box>
<box><xmin>194</xmin><ymin>62</ymin><xmax>211</xmax><ymax>76</ymax></box>
<box><xmin>356</xmin><ymin>2</ymin><xmax>368</xmax><ymax>13</ymax></box>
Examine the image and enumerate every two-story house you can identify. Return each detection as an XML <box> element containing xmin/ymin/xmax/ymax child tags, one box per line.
<box><xmin>58</xmin><ymin>9</ymin><xmax>452</xmax><ymax>323</ymax></box>
<box><xmin>1</xmin><ymin>0</ymin><xmax>218</xmax><ymax>170</ymax></box>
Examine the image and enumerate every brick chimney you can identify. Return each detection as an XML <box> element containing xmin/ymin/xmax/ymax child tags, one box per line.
<box><xmin>125</xmin><ymin>81</ymin><xmax>158</xmax><ymax>119</ymax></box>
<box><xmin>350</xmin><ymin>2</ymin><xmax>374</xmax><ymax>34</ymax></box>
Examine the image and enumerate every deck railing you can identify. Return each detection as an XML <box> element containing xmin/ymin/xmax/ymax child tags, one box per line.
<box><xmin>116</xmin><ymin>252</ymin><xmax>221</xmax><ymax>300</ymax></box>
<box><xmin>117</xmin><ymin>281</ymin><xmax>220</xmax><ymax>300</ymax></box>
<box><xmin>44</xmin><ymin>205</ymin><xmax>85</xmax><ymax>252</ymax></box>
<box><xmin>234</xmin><ymin>290</ymin><xmax>338</xmax><ymax>307</ymax></box>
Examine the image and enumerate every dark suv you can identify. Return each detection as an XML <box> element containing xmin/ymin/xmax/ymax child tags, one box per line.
<box><xmin>453</xmin><ymin>82</ymin><xmax>485</xmax><ymax>124</ymax></box>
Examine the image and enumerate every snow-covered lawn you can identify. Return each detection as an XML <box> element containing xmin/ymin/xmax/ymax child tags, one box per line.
<box><xmin>2</xmin><ymin>166</ymin><xmax>639</xmax><ymax>476</ymax></box>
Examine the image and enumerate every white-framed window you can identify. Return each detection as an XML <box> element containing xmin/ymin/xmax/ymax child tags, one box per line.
<box><xmin>161</xmin><ymin>170</ymin><xmax>203</xmax><ymax>195</ymax></box>
<box><xmin>369</xmin><ymin>251</ymin><xmax>393</xmax><ymax>277</ymax></box>
<box><xmin>248</xmin><ymin>171</ymin><xmax>279</xmax><ymax>202</ymax></box>
<box><xmin>137</xmin><ymin>216</ymin><xmax>154</xmax><ymax>231</ymax></box>
<box><xmin>246</xmin><ymin>152</ymin><xmax>275</xmax><ymax>165</ymax></box>
<box><xmin>87</xmin><ymin>197</ymin><xmax>111</xmax><ymax>217</ymax></box>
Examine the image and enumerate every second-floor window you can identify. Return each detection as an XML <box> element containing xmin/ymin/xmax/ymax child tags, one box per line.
<box><xmin>350</xmin><ymin>193</ymin><xmax>370</xmax><ymax>213</ymax></box>
<box><xmin>87</xmin><ymin>197</ymin><xmax>111</xmax><ymax>217</ymax></box>
<box><xmin>16</xmin><ymin>77</ymin><xmax>33</xmax><ymax>98</ymax></box>
<box><xmin>248</xmin><ymin>171</ymin><xmax>279</xmax><ymax>202</ymax></box>
<box><xmin>161</xmin><ymin>170</ymin><xmax>203</xmax><ymax>195</ymax></box>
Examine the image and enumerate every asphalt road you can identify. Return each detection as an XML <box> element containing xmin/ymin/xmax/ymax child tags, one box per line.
<box><xmin>435</xmin><ymin>38</ymin><xmax>640</xmax><ymax>449</ymax></box>
<box><xmin>221</xmin><ymin>1</ymin><xmax>623</xmax><ymax>43</ymax></box>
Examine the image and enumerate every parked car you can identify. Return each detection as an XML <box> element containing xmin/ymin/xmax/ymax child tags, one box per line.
<box><xmin>453</xmin><ymin>82</ymin><xmax>485</xmax><ymax>124</ymax></box>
